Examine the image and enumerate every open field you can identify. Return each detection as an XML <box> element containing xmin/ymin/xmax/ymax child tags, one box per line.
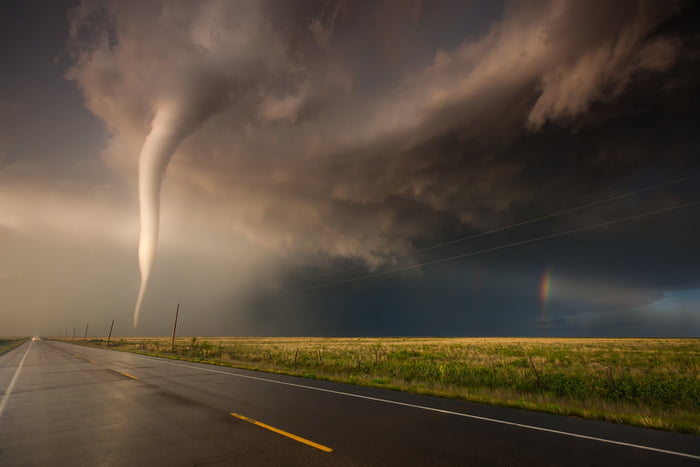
<box><xmin>0</xmin><ymin>337</ymin><xmax>29</xmax><ymax>356</ymax></box>
<box><xmin>62</xmin><ymin>336</ymin><xmax>700</xmax><ymax>434</ymax></box>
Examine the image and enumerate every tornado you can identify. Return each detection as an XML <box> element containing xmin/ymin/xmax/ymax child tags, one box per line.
<box><xmin>133</xmin><ymin>84</ymin><xmax>222</xmax><ymax>327</ymax></box>
<box><xmin>133</xmin><ymin>103</ymin><xmax>185</xmax><ymax>327</ymax></box>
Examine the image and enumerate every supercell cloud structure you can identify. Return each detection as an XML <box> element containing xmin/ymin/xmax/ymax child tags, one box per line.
<box><xmin>0</xmin><ymin>0</ymin><xmax>698</xmax><ymax>336</ymax></box>
<box><xmin>66</xmin><ymin>0</ymin><xmax>689</xmax><ymax>261</ymax></box>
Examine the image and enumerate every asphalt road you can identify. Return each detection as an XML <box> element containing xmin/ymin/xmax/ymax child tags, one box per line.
<box><xmin>0</xmin><ymin>339</ymin><xmax>698</xmax><ymax>466</ymax></box>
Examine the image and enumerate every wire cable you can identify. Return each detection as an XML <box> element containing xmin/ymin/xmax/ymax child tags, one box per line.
<box><xmin>290</xmin><ymin>172</ymin><xmax>700</xmax><ymax>286</ymax></box>
<box><xmin>288</xmin><ymin>199</ymin><xmax>700</xmax><ymax>294</ymax></box>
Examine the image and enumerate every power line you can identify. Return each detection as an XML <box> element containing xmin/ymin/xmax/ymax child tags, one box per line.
<box><xmin>290</xmin><ymin>172</ymin><xmax>700</xmax><ymax>287</ymax></box>
<box><xmin>288</xmin><ymin>199</ymin><xmax>700</xmax><ymax>294</ymax></box>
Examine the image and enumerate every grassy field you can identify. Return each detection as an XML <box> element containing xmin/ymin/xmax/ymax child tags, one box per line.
<box><xmin>0</xmin><ymin>337</ymin><xmax>29</xmax><ymax>356</ymax></box>
<box><xmin>65</xmin><ymin>336</ymin><xmax>700</xmax><ymax>434</ymax></box>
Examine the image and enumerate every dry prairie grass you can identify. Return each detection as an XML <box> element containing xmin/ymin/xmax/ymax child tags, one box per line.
<box><xmin>0</xmin><ymin>337</ymin><xmax>29</xmax><ymax>356</ymax></box>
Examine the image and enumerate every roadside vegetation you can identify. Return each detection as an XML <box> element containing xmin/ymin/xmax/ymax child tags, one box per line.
<box><xmin>64</xmin><ymin>336</ymin><xmax>700</xmax><ymax>434</ymax></box>
<box><xmin>0</xmin><ymin>337</ymin><xmax>29</xmax><ymax>356</ymax></box>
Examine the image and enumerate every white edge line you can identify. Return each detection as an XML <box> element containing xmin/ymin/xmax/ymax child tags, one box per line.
<box><xmin>61</xmin><ymin>343</ymin><xmax>700</xmax><ymax>461</ymax></box>
<box><xmin>0</xmin><ymin>340</ymin><xmax>33</xmax><ymax>417</ymax></box>
<box><xmin>152</xmin><ymin>358</ymin><xmax>700</xmax><ymax>461</ymax></box>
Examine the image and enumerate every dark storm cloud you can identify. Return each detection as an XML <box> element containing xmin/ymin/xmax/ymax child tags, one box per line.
<box><xmin>65</xmin><ymin>0</ymin><xmax>696</xmax><ymax>261</ymax></box>
<box><xmin>2</xmin><ymin>0</ymin><xmax>698</xmax><ymax>335</ymax></box>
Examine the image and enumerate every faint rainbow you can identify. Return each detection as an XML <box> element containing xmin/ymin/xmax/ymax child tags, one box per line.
<box><xmin>540</xmin><ymin>267</ymin><xmax>553</xmax><ymax>307</ymax></box>
<box><xmin>539</xmin><ymin>267</ymin><xmax>553</xmax><ymax>328</ymax></box>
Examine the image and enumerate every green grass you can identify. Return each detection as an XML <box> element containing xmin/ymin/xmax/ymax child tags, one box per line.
<box><xmin>63</xmin><ymin>336</ymin><xmax>700</xmax><ymax>435</ymax></box>
<box><xmin>0</xmin><ymin>337</ymin><xmax>29</xmax><ymax>356</ymax></box>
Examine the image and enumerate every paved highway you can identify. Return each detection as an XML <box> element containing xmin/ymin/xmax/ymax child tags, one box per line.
<box><xmin>1</xmin><ymin>339</ymin><xmax>698</xmax><ymax>466</ymax></box>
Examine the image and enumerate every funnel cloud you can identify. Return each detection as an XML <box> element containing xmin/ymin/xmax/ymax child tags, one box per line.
<box><xmin>134</xmin><ymin>87</ymin><xmax>225</xmax><ymax>326</ymax></box>
<box><xmin>134</xmin><ymin>103</ymin><xmax>195</xmax><ymax>326</ymax></box>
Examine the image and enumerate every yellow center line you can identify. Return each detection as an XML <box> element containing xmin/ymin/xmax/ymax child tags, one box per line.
<box><xmin>230</xmin><ymin>413</ymin><xmax>332</xmax><ymax>453</ymax></box>
<box><xmin>119</xmin><ymin>372</ymin><xmax>138</xmax><ymax>380</ymax></box>
<box><xmin>88</xmin><ymin>360</ymin><xmax>96</xmax><ymax>364</ymax></box>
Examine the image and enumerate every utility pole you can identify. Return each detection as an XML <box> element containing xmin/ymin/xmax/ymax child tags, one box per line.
<box><xmin>171</xmin><ymin>303</ymin><xmax>180</xmax><ymax>352</ymax></box>
<box><xmin>84</xmin><ymin>322</ymin><xmax>89</xmax><ymax>341</ymax></box>
<box><xmin>72</xmin><ymin>328</ymin><xmax>76</xmax><ymax>340</ymax></box>
<box><xmin>107</xmin><ymin>319</ymin><xmax>114</xmax><ymax>345</ymax></box>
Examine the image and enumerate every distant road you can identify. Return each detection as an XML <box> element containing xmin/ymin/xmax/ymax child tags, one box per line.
<box><xmin>1</xmin><ymin>339</ymin><xmax>698</xmax><ymax>466</ymax></box>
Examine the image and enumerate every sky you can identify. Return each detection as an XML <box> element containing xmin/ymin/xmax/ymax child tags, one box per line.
<box><xmin>1</xmin><ymin>0</ymin><xmax>699</xmax><ymax>338</ymax></box>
